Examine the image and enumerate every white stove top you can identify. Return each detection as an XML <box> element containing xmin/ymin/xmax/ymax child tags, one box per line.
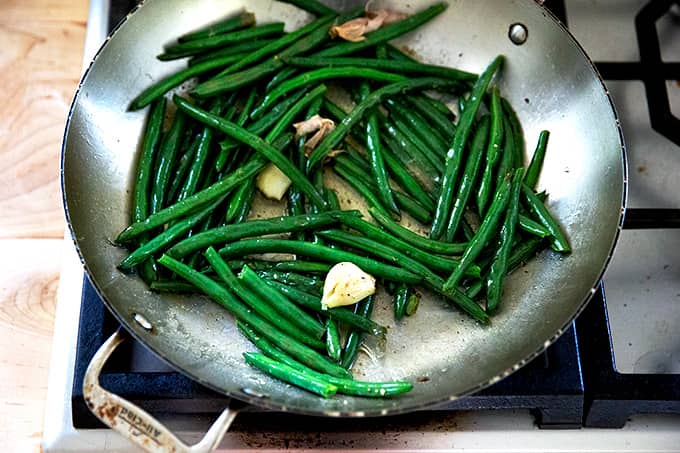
<box><xmin>43</xmin><ymin>0</ymin><xmax>680</xmax><ymax>451</ymax></box>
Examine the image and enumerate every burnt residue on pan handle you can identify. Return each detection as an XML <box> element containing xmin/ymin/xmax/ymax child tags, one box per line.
<box><xmin>83</xmin><ymin>329</ymin><xmax>241</xmax><ymax>453</ymax></box>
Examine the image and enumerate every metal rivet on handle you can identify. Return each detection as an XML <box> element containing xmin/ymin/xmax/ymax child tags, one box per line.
<box><xmin>509</xmin><ymin>23</ymin><xmax>528</xmax><ymax>45</ymax></box>
<box><xmin>132</xmin><ymin>313</ymin><xmax>153</xmax><ymax>331</ymax></box>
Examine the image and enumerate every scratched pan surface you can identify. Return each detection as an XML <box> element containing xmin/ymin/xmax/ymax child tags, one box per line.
<box><xmin>62</xmin><ymin>0</ymin><xmax>626</xmax><ymax>416</ymax></box>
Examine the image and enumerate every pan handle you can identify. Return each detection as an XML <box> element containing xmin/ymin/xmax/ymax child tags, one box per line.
<box><xmin>83</xmin><ymin>329</ymin><xmax>241</xmax><ymax>453</ymax></box>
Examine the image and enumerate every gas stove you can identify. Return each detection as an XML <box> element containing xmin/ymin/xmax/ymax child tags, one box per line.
<box><xmin>44</xmin><ymin>0</ymin><xmax>680</xmax><ymax>451</ymax></box>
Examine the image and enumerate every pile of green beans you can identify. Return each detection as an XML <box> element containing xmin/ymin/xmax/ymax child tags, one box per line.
<box><xmin>117</xmin><ymin>0</ymin><xmax>570</xmax><ymax>399</ymax></box>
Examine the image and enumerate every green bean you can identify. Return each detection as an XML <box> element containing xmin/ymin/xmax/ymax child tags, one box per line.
<box><xmin>239</xmin><ymin>265</ymin><xmax>325</xmax><ymax>339</ymax></box>
<box><xmin>132</xmin><ymin>98</ymin><xmax>165</xmax><ymax>225</ymax></box>
<box><xmin>495</xmin><ymin>116</ymin><xmax>516</xmax><ymax>194</ymax></box>
<box><xmin>177</xmin><ymin>11</ymin><xmax>256</xmax><ymax>43</ymax></box>
<box><xmin>168</xmin><ymin>136</ymin><xmax>200</xmax><ymax>203</ymax></box>
<box><xmin>251</xmin><ymin>68</ymin><xmax>407</xmax><ymax>119</ymax></box>
<box><xmin>333</xmin><ymin>161</ymin><xmax>393</xmax><ymax>220</ymax></box>
<box><xmin>325</xmin><ymin>318</ymin><xmax>342</xmax><ymax>362</ymax></box>
<box><xmin>461</xmin><ymin>218</ymin><xmax>475</xmax><ymax>242</ymax></box>
<box><xmin>130</xmin><ymin>54</ymin><xmax>244</xmax><ymax>110</ymax></box>
<box><xmin>264</xmin><ymin>281</ymin><xmax>386</xmax><ymax>337</ymax></box>
<box><xmin>340</xmin><ymin>296</ymin><xmax>374</xmax><ymax>369</ymax></box>
<box><xmin>244</xmin><ymin>352</ymin><xmax>338</xmax><ymax>398</ymax></box>
<box><xmin>325</xmin><ymin>188</ymin><xmax>341</xmax><ymax>211</ymax></box>
<box><xmin>388</xmin><ymin>113</ymin><xmax>445</xmax><ymax>171</ymax></box>
<box><xmin>404</xmin><ymin>292</ymin><xmax>420</xmax><ymax>316</ymax></box>
<box><xmin>218</xmin><ymin>239</ymin><xmax>421</xmax><ymax>284</ymax></box>
<box><xmin>150</xmin><ymin>111</ymin><xmax>186</xmax><ymax>212</ymax></box>
<box><xmin>188</xmin><ymin>40</ymin><xmax>273</xmax><ymax>66</ymax></box>
<box><xmin>162</xmin><ymin>23</ymin><xmax>285</xmax><ymax>59</ymax></box>
<box><xmin>378</xmin><ymin>116</ymin><xmax>441</xmax><ymax>180</ymax></box>
<box><xmin>266</xmin><ymin>84</ymin><xmax>327</xmax><ymax>143</ymax></box>
<box><xmin>225</xmin><ymin>178</ymin><xmax>255</xmax><ymax>223</ymax></box>
<box><xmin>431</xmin><ymin>56</ymin><xmax>503</xmax><ymax>239</ymax></box>
<box><xmin>278</xmin><ymin>0</ymin><xmax>334</xmax><ymax>16</ymax></box>
<box><xmin>204</xmin><ymin>248</ymin><xmax>324</xmax><ymax>349</ymax></box>
<box><xmin>386</xmin><ymin>99</ymin><xmax>448</xmax><ymax>158</ymax></box>
<box><xmin>240</xmin><ymin>323</ymin><xmax>412</xmax><ymax>397</ymax></box>
<box><xmin>315</xmin><ymin>3</ymin><xmax>447</xmax><ymax>57</ymax></box>
<box><xmin>118</xmin><ymin>159</ymin><xmax>271</xmax><ymax>243</ymax></box>
<box><xmin>486</xmin><ymin>169</ymin><xmax>524</xmax><ymax>312</ymax></box>
<box><xmin>167</xmin><ymin>210</ymin><xmax>355</xmax><ymax>258</ymax></box>
<box><xmin>256</xmin><ymin>270</ymin><xmax>323</xmax><ymax>295</ymax></box>
<box><xmin>215</xmin><ymin>88</ymin><xmax>257</xmax><ymax>172</ymax></box>
<box><xmin>518</xmin><ymin>214</ymin><xmax>551</xmax><ymax>238</ymax></box>
<box><xmin>307</xmin><ymin>77</ymin><xmax>458</xmax><ymax>171</ymax></box>
<box><xmin>501</xmin><ymin>97</ymin><xmax>525</xmax><ymax>169</ymax></box>
<box><xmin>443</xmin><ymin>174</ymin><xmax>513</xmax><ymax>292</ymax></box>
<box><xmin>119</xmin><ymin>196</ymin><xmax>224</xmax><ymax>270</ymax></box>
<box><xmin>174</xmin><ymin>95</ymin><xmax>329</xmax><ymax>210</ymax></box>
<box><xmin>465</xmin><ymin>280</ymin><xmax>483</xmax><ymax>299</ymax></box>
<box><xmin>393</xmin><ymin>284</ymin><xmax>409</xmax><ymax>320</ymax></box>
<box><xmin>522</xmin><ymin>185</ymin><xmax>571</xmax><ymax>253</ymax></box>
<box><xmin>233</xmin><ymin>260</ymin><xmax>331</xmax><ymax>274</ymax></box>
<box><xmin>381</xmin><ymin>147</ymin><xmax>435</xmax><ymax>211</ymax></box>
<box><xmin>266</xmin><ymin>67</ymin><xmax>299</xmax><ymax>92</ymax></box>
<box><xmin>337</xmin><ymin>215</ymin><xmax>478</xmax><ymax>276</ymax></box>
<box><xmin>176</xmin><ymin>100</ymin><xmax>227</xmax><ymax>203</ymax></box>
<box><xmin>362</xmin><ymin>84</ymin><xmax>399</xmax><ymax>216</ymax></box>
<box><xmin>477</xmin><ymin>87</ymin><xmax>504</xmax><ymax>217</ymax></box>
<box><xmin>284</xmin><ymin>56</ymin><xmax>477</xmax><ymax>82</ymax></box>
<box><xmin>524</xmin><ymin>130</ymin><xmax>550</xmax><ymax>190</ymax></box>
<box><xmin>408</xmin><ymin>96</ymin><xmax>456</xmax><ymax>141</ymax></box>
<box><xmin>444</xmin><ymin>115</ymin><xmax>490</xmax><ymax>241</ymax></box>
<box><xmin>508</xmin><ymin>237</ymin><xmax>546</xmax><ymax>270</ymax></box>
<box><xmin>192</xmin><ymin>15</ymin><xmax>339</xmax><ymax>97</ymax></box>
<box><xmin>157</xmin><ymin>254</ymin><xmax>351</xmax><ymax>378</ymax></box>
<box><xmin>149</xmin><ymin>280</ymin><xmax>195</xmax><ymax>293</ymax></box>
<box><xmin>368</xmin><ymin>207</ymin><xmax>467</xmax><ymax>255</ymax></box>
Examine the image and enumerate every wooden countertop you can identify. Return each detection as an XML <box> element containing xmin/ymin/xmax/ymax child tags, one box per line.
<box><xmin>0</xmin><ymin>0</ymin><xmax>88</xmax><ymax>450</ymax></box>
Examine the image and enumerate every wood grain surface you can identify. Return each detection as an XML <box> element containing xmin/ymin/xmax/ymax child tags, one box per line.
<box><xmin>0</xmin><ymin>0</ymin><xmax>88</xmax><ymax>451</ymax></box>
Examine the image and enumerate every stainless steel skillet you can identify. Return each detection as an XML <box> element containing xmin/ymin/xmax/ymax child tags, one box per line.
<box><xmin>61</xmin><ymin>0</ymin><xmax>626</xmax><ymax>451</ymax></box>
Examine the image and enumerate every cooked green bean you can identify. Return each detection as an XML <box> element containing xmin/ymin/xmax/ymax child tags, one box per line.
<box><xmin>368</xmin><ymin>207</ymin><xmax>467</xmax><ymax>255</ymax></box>
<box><xmin>381</xmin><ymin>147</ymin><xmax>435</xmax><ymax>211</ymax></box>
<box><xmin>149</xmin><ymin>280</ymin><xmax>196</xmax><ymax>293</ymax></box>
<box><xmin>325</xmin><ymin>318</ymin><xmax>342</xmax><ymax>362</ymax></box>
<box><xmin>218</xmin><ymin>238</ymin><xmax>421</xmax><ymax>284</ymax></box>
<box><xmin>130</xmin><ymin>54</ymin><xmax>245</xmax><ymax>110</ymax></box>
<box><xmin>156</xmin><ymin>254</ymin><xmax>351</xmax><ymax>378</ymax></box>
<box><xmin>215</xmin><ymin>88</ymin><xmax>257</xmax><ymax>172</ymax></box>
<box><xmin>404</xmin><ymin>292</ymin><xmax>420</xmax><ymax>316</ymax></box>
<box><xmin>162</xmin><ymin>23</ymin><xmax>285</xmax><ymax>59</ymax></box>
<box><xmin>393</xmin><ymin>284</ymin><xmax>409</xmax><ymax>320</ymax></box>
<box><xmin>307</xmin><ymin>77</ymin><xmax>458</xmax><ymax>171</ymax></box>
<box><xmin>431</xmin><ymin>56</ymin><xmax>503</xmax><ymax>239</ymax></box>
<box><xmin>340</xmin><ymin>295</ymin><xmax>374</xmax><ymax>369</ymax></box>
<box><xmin>229</xmin><ymin>259</ymin><xmax>332</xmax><ymax>274</ymax></box>
<box><xmin>167</xmin><ymin>210</ymin><xmax>356</xmax><ymax>258</ymax></box>
<box><xmin>205</xmin><ymin>248</ymin><xmax>325</xmax><ymax>348</ymax></box>
<box><xmin>240</xmin><ymin>323</ymin><xmax>412</xmax><ymax>396</ymax></box>
<box><xmin>264</xmin><ymin>281</ymin><xmax>386</xmax><ymax>337</ymax></box>
<box><xmin>476</xmin><ymin>87</ymin><xmax>504</xmax><ymax>217</ymax></box>
<box><xmin>522</xmin><ymin>185</ymin><xmax>571</xmax><ymax>253</ymax></box>
<box><xmin>278</xmin><ymin>0</ymin><xmax>334</xmax><ymax>16</ymax></box>
<box><xmin>444</xmin><ymin>115</ymin><xmax>490</xmax><ymax>241</ymax></box>
<box><xmin>486</xmin><ymin>168</ymin><xmax>523</xmax><ymax>312</ymax></box>
<box><xmin>443</xmin><ymin>174</ymin><xmax>513</xmax><ymax>292</ymax></box>
<box><xmin>244</xmin><ymin>352</ymin><xmax>338</xmax><ymax>398</ymax></box>
<box><xmin>119</xmin><ymin>196</ymin><xmax>224</xmax><ymax>270</ymax></box>
<box><xmin>508</xmin><ymin>237</ymin><xmax>546</xmax><ymax>270</ymax></box>
<box><xmin>132</xmin><ymin>98</ymin><xmax>165</xmax><ymax>225</ymax></box>
<box><xmin>388</xmin><ymin>113</ymin><xmax>445</xmax><ymax>170</ymax></box>
<box><xmin>363</xmin><ymin>83</ymin><xmax>399</xmax><ymax>216</ymax></box>
<box><xmin>314</xmin><ymin>3</ymin><xmax>447</xmax><ymax>57</ymax></box>
<box><xmin>192</xmin><ymin>15</ymin><xmax>339</xmax><ymax>97</ymax></box>
<box><xmin>378</xmin><ymin>115</ymin><xmax>441</xmax><ymax>179</ymax></box>
<box><xmin>284</xmin><ymin>56</ymin><xmax>477</xmax><ymax>82</ymax></box>
<box><xmin>501</xmin><ymin>97</ymin><xmax>525</xmax><ymax>169</ymax></box>
<box><xmin>150</xmin><ymin>111</ymin><xmax>186</xmax><ymax>212</ymax></box>
<box><xmin>256</xmin><ymin>270</ymin><xmax>323</xmax><ymax>294</ymax></box>
<box><xmin>333</xmin><ymin>161</ymin><xmax>393</xmax><ymax>220</ymax></box>
<box><xmin>518</xmin><ymin>214</ymin><xmax>551</xmax><ymax>238</ymax></box>
<box><xmin>336</xmin><ymin>215</ymin><xmax>478</xmax><ymax>276</ymax></box>
<box><xmin>188</xmin><ymin>40</ymin><xmax>271</xmax><ymax>66</ymax></box>
<box><xmin>524</xmin><ymin>130</ymin><xmax>550</xmax><ymax>190</ymax></box>
<box><xmin>251</xmin><ymin>68</ymin><xmax>407</xmax><ymax>119</ymax></box>
<box><xmin>177</xmin><ymin>11</ymin><xmax>256</xmax><ymax>43</ymax></box>
<box><xmin>239</xmin><ymin>265</ymin><xmax>325</xmax><ymax>339</ymax></box>
<box><xmin>168</xmin><ymin>136</ymin><xmax>200</xmax><ymax>203</ymax></box>
<box><xmin>495</xmin><ymin>116</ymin><xmax>516</xmax><ymax>193</ymax></box>
<box><xmin>174</xmin><ymin>95</ymin><xmax>329</xmax><ymax>210</ymax></box>
<box><xmin>225</xmin><ymin>178</ymin><xmax>255</xmax><ymax>223</ymax></box>
<box><xmin>386</xmin><ymin>98</ymin><xmax>448</xmax><ymax>158</ymax></box>
<box><xmin>408</xmin><ymin>95</ymin><xmax>456</xmax><ymax>140</ymax></box>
